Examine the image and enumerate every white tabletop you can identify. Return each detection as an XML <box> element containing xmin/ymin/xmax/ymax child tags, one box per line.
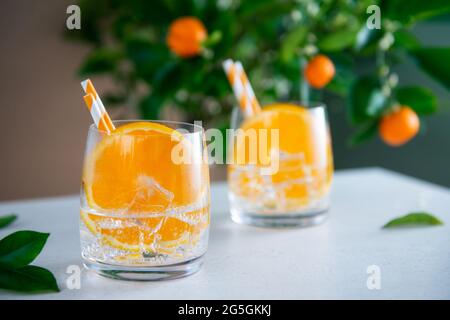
<box><xmin>1</xmin><ymin>167</ymin><xmax>449</xmax><ymax>300</ymax></box>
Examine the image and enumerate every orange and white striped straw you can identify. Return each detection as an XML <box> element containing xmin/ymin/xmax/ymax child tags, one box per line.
<box><xmin>81</xmin><ymin>79</ymin><xmax>115</xmax><ymax>133</ymax></box>
<box><xmin>223</xmin><ymin>59</ymin><xmax>260</xmax><ymax>118</ymax></box>
<box><xmin>83</xmin><ymin>93</ymin><xmax>114</xmax><ymax>133</ymax></box>
<box><xmin>234</xmin><ymin>61</ymin><xmax>261</xmax><ymax>115</ymax></box>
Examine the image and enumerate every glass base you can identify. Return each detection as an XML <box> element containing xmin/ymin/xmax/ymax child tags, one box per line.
<box><xmin>230</xmin><ymin>208</ymin><xmax>328</xmax><ymax>228</ymax></box>
<box><xmin>83</xmin><ymin>255</ymin><xmax>203</xmax><ymax>281</ymax></box>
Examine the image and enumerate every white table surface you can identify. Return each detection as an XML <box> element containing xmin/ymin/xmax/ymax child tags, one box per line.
<box><xmin>1</xmin><ymin>167</ymin><xmax>449</xmax><ymax>300</ymax></box>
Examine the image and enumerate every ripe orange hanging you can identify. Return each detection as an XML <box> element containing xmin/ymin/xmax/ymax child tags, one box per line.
<box><xmin>166</xmin><ymin>17</ymin><xmax>207</xmax><ymax>58</ymax></box>
<box><xmin>304</xmin><ymin>54</ymin><xmax>335</xmax><ymax>88</ymax></box>
<box><xmin>379</xmin><ymin>106</ymin><xmax>420</xmax><ymax>146</ymax></box>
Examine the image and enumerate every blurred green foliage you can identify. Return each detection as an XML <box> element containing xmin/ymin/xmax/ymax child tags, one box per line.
<box><xmin>67</xmin><ymin>0</ymin><xmax>450</xmax><ymax>144</ymax></box>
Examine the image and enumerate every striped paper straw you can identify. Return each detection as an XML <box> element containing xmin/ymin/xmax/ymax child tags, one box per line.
<box><xmin>81</xmin><ymin>79</ymin><xmax>115</xmax><ymax>132</ymax></box>
<box><xmin>234</xmin><ymin>61</ymin><xmax>261</xmax><ymax>115</ymax></box>
<box><xmin>83</xmin><ymin>94</ymin><xmax>114</xmax><ymax>133</ymax></box>
<box><xmin>222</xmin><ymin>59</ymin><xmax>254</xmax><ymax>118</ymax></box>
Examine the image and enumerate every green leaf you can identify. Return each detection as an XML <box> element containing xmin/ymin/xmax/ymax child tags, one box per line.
<box><xmin>78</xmin><ymin>48</ymin><xmax>122</xmax><ymax>76</ymax></box>
<box><xmin>240</xmin><ymin>0</ymin><xmax>296</xmax><ymax>22</ymax></box>
<box><xmin>395</xmin><ymin>86</ymin><xmax>437</xmax><ymax>115</ymax></box>
<box><xmin>0</xmin><ymin>214</ymin><xmax>17</xmax><ymax>229</ymax></box>
<box><xmin>382</xmin><ymin>0</ymin><xmax>450</xmax><ymax>24</ymax></box>
<box><xmin>152</xmin><ymin>61</ymin><xmax>180</xmax><ymax>91</ymax></box>
<box><xmin>354</xmin><ymin>27</ymin><xmax>382</xmax><ymax>52</ymax></box>
<box><xmin>0</xmin><ymin>265</ymin><xmax>59</xmax><ymax>293</ymax></box>
<box><xmin>366</xmin><ymin>91</ymin><xmax>386</xmax><ymax>116</ymax></box>
<box><xmin>202</xmin><ymin>30</ymin><xmax>222</xmax><ymax>48</ymax></box>
<box><xmin>348</xmin><ymin>77</ymin><xmax>387</xmax><ymax>124</ymax></box>
<box><xmin>324</xmin><ymin>53</ymin><xmax>355</xmax><ymax>91</ymax></box>
<box><xmin>393</xmin><ymin>30</ymin><xmax>420</xmax><ymax>50</ymax></box>
<box><xmin>0</xmin><ymin>231</ymin><xmax>49</xmax><ymax>269</ymax></box>
<box><xmin>326</xmin><ymin>63</ymin><xmax>355</xmax><ymax>96</ymax></box>
<box><xmin>383</xmin><ymin>212</ymin><xmax>443</xmax><ymax>228</ymax></box>
<box><xmin>348</xmin><ymin>121</ymin><xmax>379</xmax><ymax>146</ymax></box>
<box><xmin>318</xmin><ymin>29</ymin><xmax>358</xmax><ymax>52</ymax></box>
<box><xmin>412</xmin><ymin>48</ymin><xmax>450</xmax><ymax>90</ymax></box>
<box><xmin>139</xmin><ymin>95</ymin><xmax>164</xmax><ymax>120</ymax></box>
<box><xmin>280</xmin><ymin>25</ymin><xmax>307</xmax><ymax>62</ymax></box>
<box><xmin>125</xmin><ymin>37</ymin><xmax>168</xmax><ymax>82</ymax></box>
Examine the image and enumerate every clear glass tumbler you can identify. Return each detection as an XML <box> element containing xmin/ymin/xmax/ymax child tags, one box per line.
<box><xmin>228</xmin><ymin>102</ymin><xmax>333</xmax><ymax>227</ymax></box>
<box><xmin>80</xmin><ymin>120</ymin><xmax>210</xmax><ymax>280</ymax></box>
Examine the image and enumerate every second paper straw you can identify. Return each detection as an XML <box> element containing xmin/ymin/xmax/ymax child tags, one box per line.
<box><xmin>234</xmin><ymin>61</ymin><xmax>261</xmax><ymax>115</ymax></box>
<box><xmin>223</xmin><ymin>59</ymin><xmax>254</xmax><ymax>118</ymax></box>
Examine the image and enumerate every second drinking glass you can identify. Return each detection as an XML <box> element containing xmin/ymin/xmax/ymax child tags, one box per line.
<box><xmin>228</xmin><ymin>102</ymin><xmax>333</xmax><ymax>227</ymax></box>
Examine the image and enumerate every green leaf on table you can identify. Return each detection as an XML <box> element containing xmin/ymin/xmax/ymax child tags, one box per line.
<box><xmin>382</xmin><ymin>0</ymin><xmax>450</xmax><ymax>24</ymax></box>
<box><xmin>411</xmin><ymin>47</ymin><xmax>450</xmax><ymax>90</ymax></box>
<box><xmin>78</xmin><ymin>48</ymin><xmax>123</xmax><ymax>76</ymax></box>
<box><xmin>0</xmin><ymin>214</ymin><xmax>17</xmax><ymax>229</ymax></box>
<box><xmin>0</xmin><ymin>265</ymin><xmax>59</xmax><ymax>293</ymax></box>
<box><xmin>348</xmin><ymin>121</ymin><xmax>379</xmax><ymax>146</ymax></box>
<box><xmin>317</xmin><ymin>29</ymin><xmax>358</xmax><ymax>52</ymax></box>
<box><xmin>395</xmin><ymin>86</ymin><xmax>437</xmax><ymax>115</ymax></box>
<box><xmin>280</xmin><ymin>25</ymin><xmax>308</xmax><ymax>62</ymax></box>
<box><xmin>383</xmin><ymin>212</ymin><xmax>443</xmax><ymax>229</ymax></box>
<box><xmin>0</xmin><ymin>231</ymin><xmax>49</xmax><ymax>269</ymax></box>
<box><xmin>348</xmin><ymin>77</ymin><xmax>387</xmax><ymax>124</ymax></box>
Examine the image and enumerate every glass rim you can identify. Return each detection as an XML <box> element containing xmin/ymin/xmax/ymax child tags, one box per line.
<box><xmin>88</xmin><ymin>119</ymin><xmax>205</xmax><ymax>135</ymax></box>
<box><xmin>262</xmin><ymin>101</ymin><xmax>326</xmax><ymax>110</ymax></box>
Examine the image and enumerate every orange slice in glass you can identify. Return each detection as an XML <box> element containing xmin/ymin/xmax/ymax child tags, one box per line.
<box><xmin>82</xmin><ymin>122</ymin><xmax>209</xmax><ymax>253</ymax></box>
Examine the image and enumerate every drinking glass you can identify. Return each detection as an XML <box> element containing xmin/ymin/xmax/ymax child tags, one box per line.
<box><xmin>80</xmin><ymin>120</ymin><xmax>210</xmax><ymax>280</ymax></box>
<box><xmin>228</xmin><ymin>102</ymin><xmax>333</xmax><ymax>227</ymax></box>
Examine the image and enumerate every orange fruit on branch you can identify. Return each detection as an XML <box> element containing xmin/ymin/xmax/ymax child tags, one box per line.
<box><xmin>379</xmin><ymin>106</ymin><xmax>420</xmax><ymax>146</ymax></box>
<box><xmin>166</xmin><ymin>16</ymin><xmax>207</xmax><ymax>58</ymax></box>
<box><xmin>304</xmin><ymin>54</ymin><xmax>335</xmax><ymax>88</ymax></box>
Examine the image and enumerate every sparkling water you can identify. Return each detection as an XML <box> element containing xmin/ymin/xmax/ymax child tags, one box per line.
<box><xmin>80</xmin><ymin>193</ymin><xmax>209</xmax><ymax>267</ymax></box>
<box><xmin>228</xmin><ymin>151</ymin><xmax>331</xmax><ymax>215</ymax></box>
